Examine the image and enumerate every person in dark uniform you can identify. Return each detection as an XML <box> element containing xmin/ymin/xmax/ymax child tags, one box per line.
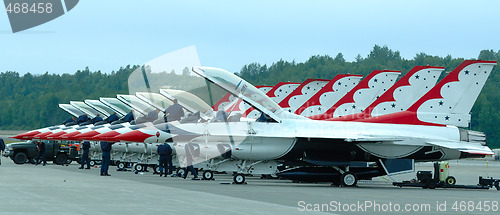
<box><xmin>123</xmin><ymin>110</ymin><xmax>135</xmax><ymax>123</ymax></box>
<box><xmin>147</xmin><ymin>109</ymin><xmax>161</xmax><ymax>122</ymax></box>
<box><xmin>79</xmin><ymin>141</ymin><xmax>91</xmax><ymax>169</ymax></box>
<box><xmin>107</xmin><ymin>112</ymin><xmax>119</xmax><ymax>123</ymax></box>
<box><xmin>183</xmin><ymin>144</ymin><xmax>198</xmax><ymax>180</ymax></box>
<box><xmin>92</xmin><ymin>114</ymin><xmax>103</xmax><ymax>124</ymax></box>
<box><xmin>0</xmin><ymin>138</ymin><xmax>5</xmax><ymax>165</ymax></box>
<box><xmin>63</xmin><ymin>117</ymin><xmax>76</xmax><ymax>125</ymax></box>
<box><xmin>100</xmin><ymin>141</ymin><xmax>113</xmax><ymax>176</ymax></box>
<box><xmin>157</xmin><ymin>143</ymin><xmax>173</xmax><ymax>177</ymax></box>
<box><xmin>35</xmin><ymin>140</ymin><xmax>46</xmax><ymax>166</ymax></box>
<box><xmin>164</xmin><ymin>99</ymin><xmax>184</xmax><ymax>122</ymax></box>
<box><xmin>77</xmin><ymin>113</ymin><xmax>89</xmax><ymax>125</ymax></box>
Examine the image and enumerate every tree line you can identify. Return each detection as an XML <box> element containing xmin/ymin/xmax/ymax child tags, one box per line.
<box><xmin>0</xmin><ymin>45</ymin><xmax>498</xmax><ymax>148</ymax></box>
<box><xmin>0</xmin><ymin>66</ymin><xmax>136</xmax><ymax>129</ymax></box>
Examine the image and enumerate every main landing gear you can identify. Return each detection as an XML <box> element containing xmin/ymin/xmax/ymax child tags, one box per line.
<box><xmin>332</xmin><ymin>166</ymin><xmax>358</xmax><ymax>187</ymax></box>
<box><xmin>340</xmin><ymin>171</ymin><xmax>358</xmax><ymax>187</ymax></box>
<box><xmin>233</xmin><ymin>173</ymin><xmax>246</xmax><ymax>184</ymax></box>
<box><xmin>202</xmin><ymin>170</ymin><xmax>214</xmax><ymax>180</ymax></box>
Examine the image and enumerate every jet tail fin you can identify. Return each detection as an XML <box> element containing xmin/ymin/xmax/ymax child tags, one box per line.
<box><xmin>359</xmin><ymin>60</ymin><xmax>496</xmax><ymax>127</ymax></box>
<box><xmin>310</xmin><ymin>70</ymin><xmax>400</xmax><ymax>120</ymax></box>
<box><xmin>295</xmin><ymin>74</ymin><xmax>362</xmax><ymax>116</ymax></box>
<box><xmin>332</xmin><ymin>66</ymin><xmax>444</xmax><ymax>121</ymax></box>
<box><xmin>278</xmin><ymin>79</ymin><xmax>330</xmax><ymax>113</ymax></box>
<box><xmin>243</xmin><ymin>82</ymin><xmax>300</xmax><ymax>118</ymax></box>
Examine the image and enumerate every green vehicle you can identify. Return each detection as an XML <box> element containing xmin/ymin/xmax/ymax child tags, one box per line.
<box><xmin>2</xmin><ymin>140</ymin><xmax>79</xmax><ymax>165</ymax></box>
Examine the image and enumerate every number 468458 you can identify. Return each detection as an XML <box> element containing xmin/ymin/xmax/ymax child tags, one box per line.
<box><xmin>5</xmin><ymin>2</ymin><xmax>53</xmax><ymax>14</ymax></box>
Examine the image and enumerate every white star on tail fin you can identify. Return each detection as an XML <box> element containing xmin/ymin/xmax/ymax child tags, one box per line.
<box><xmin>278</xmin><ymin>79</ymin><xmax>330</xmax><ymax>113</ymax></box>
<box><xmin>333</xmin><ymin>66</ymin><xmax>443</xmax><ymax>121</ymax></box>
<box><xmin>310</xmin><ymin>70</ymin><xmax>400</xmax><ymax>120</ymax></box>
<box><xmin>296</xmin><ymin>74</ymin><xmax>362</xmax><ymax>116</ymax></box>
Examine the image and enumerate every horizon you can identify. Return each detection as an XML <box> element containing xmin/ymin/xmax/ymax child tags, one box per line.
<box><xmin>1</xmin><ymin>45</ymin><xmax>495</xmax><ymax>76</ymax></box>
<box><xmin>1</xmin><ymin>0</ymin><xmax>500</xmax><ymax>75</ymax></box>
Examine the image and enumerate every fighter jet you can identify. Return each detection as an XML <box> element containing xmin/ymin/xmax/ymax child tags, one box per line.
<box><xmin>114</xmin><ymin>60</ymin><xmax>495</xmax><ymax>186</ymax></box>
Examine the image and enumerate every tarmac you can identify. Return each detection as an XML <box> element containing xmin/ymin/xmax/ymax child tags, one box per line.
<box><xmin>0</xmin><ymin>157</ymin><xmax>499</xmax><ymax>215</ymax></box>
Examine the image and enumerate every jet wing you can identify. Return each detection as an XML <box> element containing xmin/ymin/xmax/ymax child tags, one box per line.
<box><xmin>331</xmin><ymin>133</ymin><xmax>493</xmax><ymax>156</ymax></box>
<box><xmin>345</xmin><ymin>136</ymin><xmax>404</xmax><ymax>143</ymax></box>
<box><xmin>345</xmin><ymin>136</ymin><xmax>493</xmax><ymax>155</ymax></box>
<box><xmin>427</xmin><ymin>141</ymin><xmax>494</xmax><ymax>155</ymax></box>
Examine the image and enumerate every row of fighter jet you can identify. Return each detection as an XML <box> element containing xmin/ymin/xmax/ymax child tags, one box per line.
<box><xmin>12</xmin><ymin>60</ymin><xmax>496</xmax><ymax>186</ymax></box>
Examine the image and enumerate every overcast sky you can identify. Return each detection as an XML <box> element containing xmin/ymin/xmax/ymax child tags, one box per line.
<box><xmin>1</xmin><ymin>0</ymin><xmax>499</xmax><ymax>75</ymax></box>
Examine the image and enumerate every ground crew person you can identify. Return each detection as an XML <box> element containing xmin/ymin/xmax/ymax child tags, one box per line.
<box><xmin>35</xmin><ymin>140</ymin><xmax>46</xmax><ymax>166</ymax></box>
<box><xmin>79</xmin><ymin>141</ymin><xmax>91</xmax><ymax>169</ymax></box>
<box><xmin>0</xmin><ymin>138</ymin><xmax>5</xmax><ymax>165</ymax></box>
<box><xmin>100</xmin><ymin>141</ymin><xmax>113</xmax><ymax>176</ymax></box>
<box><xmin>183</xmin><ymin>143</ymin><xmax>198</xmax><ymax>180</ymax></box>
<box><xmin>157</xmin><ymin>143</ymin><xmax>173</xmax><ymax>177</ymax></box>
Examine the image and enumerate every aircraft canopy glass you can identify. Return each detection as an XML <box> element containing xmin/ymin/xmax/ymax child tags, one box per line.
<box><xmin>58</xmin><ymin>104</ymin><xmax>85</xmax><ymax>117</ymax></box>
<box><xmin>117</xmin><ymin>94</ymin><xmax>155</xmax><ymax>115</ymax></box>
<box><xmin>100</xmin><ymin>98</ymin><xmax>134</xmax><ymax>115</ymax></box>
<box><xmin>193</xmin><ymin>67</ymin><xmax>282</xmax><ymax>119</ymax></box>
<box><xmin>135</xmin><ymin>92</ymin><xmax>173</xmax><ymax>111</ymax></box>
<box><xmin>70</xmin><ymin>101</ymin><xmax>102</xmax><ymax>117</ymax></box>
<box><xmin>85</xmin><ymin>100</ymin><xmax>119</xmax><ymax>117</ymax></box>
<box><xmin>160</xmin><ymin>89</ymin><xmax>212</xmax><ymax>114</ymax></box>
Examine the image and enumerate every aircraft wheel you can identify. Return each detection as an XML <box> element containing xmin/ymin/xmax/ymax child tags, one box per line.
<box><xmin>233</xmin><ymin>174</ymin><xmax>245</xmax><ymax>184</ymax></box>
<box><xmin>153</xmin><ymin>165</ymin><xmax>160</xmax><ymax>174</ymax></box>
<box><xmin>134</xmin><ymin>164</ymin><xmax>144</xmax><ymax>172</ymax></box>
<box><xmin>177</xmin><ymin>168</ymin><xmax>186</xmax><ymax>177</ymax></box>
<box><xmin>117</xmin><ymin>162</ymin><xmax>126</xmax><ymax>169</ymax></box>
<box><xmin>203</xmin><ymin>170</ymin><xmax>214</xmax><ymax>180</ymax></box>
<box><xmin>340</xmin><ymin>172</ymin><xmax>357</xmax><ymax>187</ymax></box>
<box><xmin>445</xmin><ymin>176</ymin><xmax>456</xmax><ymax>185</ymax></box>
<box><xmin>13</xmin><ymin>152</ymin><xmax>27</xmax><ymax>164</ymax></box>
<box><xmin>89</xmin><ymin>160</ymin><xmax>96</xmax><ymax>166</ymax></box>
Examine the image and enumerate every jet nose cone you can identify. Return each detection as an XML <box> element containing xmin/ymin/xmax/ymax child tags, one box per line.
<box><xmin>115</xmin><ymin>130</ymin><xmax>154</xmax><ymax>143</ymax></box>
<box><xmin>92</xmin><ymin>131</ymin><xmax>121</xmax><ymax>142</ymax></box>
